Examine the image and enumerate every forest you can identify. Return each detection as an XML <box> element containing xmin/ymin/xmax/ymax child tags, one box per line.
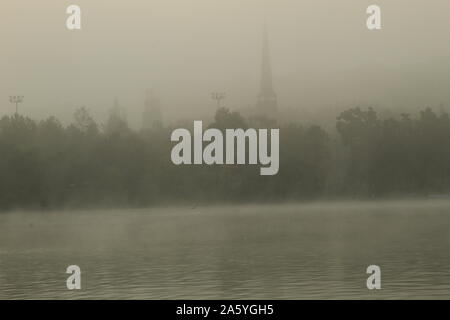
<box><xmin>1</xmin><ymin>106</ymin><xmax>449</xmax><ymax>211</ymax></box>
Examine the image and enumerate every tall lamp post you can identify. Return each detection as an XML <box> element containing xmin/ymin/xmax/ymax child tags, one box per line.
<box><xmin>211</xmin><ymin>92</ymin><xmax>225</xmax><ymax>108</ymax></box>
<box><xmin>9</xmin><ymin>95</ymin><xmax>24</xmax><ymax>115</ymax></box>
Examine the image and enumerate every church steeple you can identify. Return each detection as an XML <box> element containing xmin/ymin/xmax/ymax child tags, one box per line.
<box><xmin>257</xmin><ymin>22</ymin><xmax>277</xmax><ymax>114</ymax></box>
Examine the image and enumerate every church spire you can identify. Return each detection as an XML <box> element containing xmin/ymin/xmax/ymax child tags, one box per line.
<box><xmin>257</xmin><ymin>22</ymin><xmax>277</xmax><ymax>114</ymax></box>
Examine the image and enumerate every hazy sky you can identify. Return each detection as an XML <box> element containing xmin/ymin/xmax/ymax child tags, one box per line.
<box><xmin>2</xmin><ymin>0</ymin><xmax>450</xmax><ymax>126</ymax></box>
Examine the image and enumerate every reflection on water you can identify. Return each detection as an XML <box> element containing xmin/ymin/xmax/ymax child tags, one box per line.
<box><xmin>1</xmin><ymin>201</ymin><xmax>450</xmax><ymax>299</ymax></box>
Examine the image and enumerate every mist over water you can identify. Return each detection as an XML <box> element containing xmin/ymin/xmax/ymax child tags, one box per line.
<box><xmin>1</xmin><ymin>201</ymin><xmax>450</xmax><ymax>299</ymax></box>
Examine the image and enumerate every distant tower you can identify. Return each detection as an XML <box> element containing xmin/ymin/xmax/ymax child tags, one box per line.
<box><xmin>142</xmin><ymin>90</ymin><xmax>163</xmax><ymax>129</ymax></box>
<box><xmin>256</xmin><ymin>23</ymin><xmax>277</xmax><ymax>115</ymax></box>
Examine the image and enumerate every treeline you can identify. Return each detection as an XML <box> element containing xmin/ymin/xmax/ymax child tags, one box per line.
<box><xmin>0</xmin><ymin>106</ymin><xmax>449</xmax><ymax>210</ymax></box>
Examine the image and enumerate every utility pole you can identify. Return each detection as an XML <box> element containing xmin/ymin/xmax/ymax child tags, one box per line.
<box><xmin>9</xmin><ymin>95</ymin><xmax>24</xmax><ymax>115</ymax></box>
<box><xmin>211</xmin><ymin>92</ymin><xmax>225</xmax><ymax>108</ymax></box>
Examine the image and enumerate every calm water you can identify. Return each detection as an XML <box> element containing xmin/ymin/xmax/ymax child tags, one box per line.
<box><xmin>1</xmin><ymin>201</ymin><xmax>450</xmax><ymax>299</ymax></box>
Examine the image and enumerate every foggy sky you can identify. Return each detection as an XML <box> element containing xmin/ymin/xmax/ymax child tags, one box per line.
<box><xmin>2</xmin><ymin>0</ymin><xmax>450</xmax><ymax>126</ymax></box>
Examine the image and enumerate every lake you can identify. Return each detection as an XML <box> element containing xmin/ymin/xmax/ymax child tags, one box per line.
<box><xmin>1</xmin><ymin>200</ymin><xmax>450</xmax><ymax>299</ymax></box>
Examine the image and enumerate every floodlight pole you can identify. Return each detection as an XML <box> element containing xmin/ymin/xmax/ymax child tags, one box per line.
<box><xmin>211</xmin><ymin>92</ymin><xmax>226</xmax><ymax>108</ymax></box>
<box><xmin>9</xmin><ymin>95</ymin><xmax>24</xmax><ymax>115</ymax></box>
